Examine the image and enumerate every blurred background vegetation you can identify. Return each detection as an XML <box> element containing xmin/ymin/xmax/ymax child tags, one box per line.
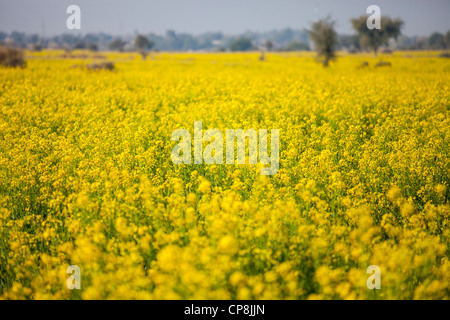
<box><xmin>1</xmin><ymin>19</ymin><xmax>449</xmax><ymax>53</ymax></box>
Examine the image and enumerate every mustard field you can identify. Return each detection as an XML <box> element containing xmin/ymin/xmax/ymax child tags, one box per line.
<box><xmin>0</xmin><ymin>51</ymin><xmax>449</xmax><ymax>299</ymax></box>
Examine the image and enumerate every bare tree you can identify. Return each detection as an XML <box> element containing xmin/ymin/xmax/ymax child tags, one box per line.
<box><xmin>351</xmin><ymin>16</ymin><xmax>403</xmax><ymax>56</ymax></box>
<box><xmin>265</xmin><ymin>40</ymin><xmax>274</xmax><ymax>52</ymax></box>
<box><xmin>308</xmin><ymin>16</ymin><xmax>338</xmax><ymax>67</ymax></box>
<box><xmin>109</xmin><ymin>38</ymin><xmax>126</xmax><ymax>52</ymax></box>
<box><xmin>135</xmin><ymin>34</ymin><xmax>154</xmax><ymax>60</ymax></box>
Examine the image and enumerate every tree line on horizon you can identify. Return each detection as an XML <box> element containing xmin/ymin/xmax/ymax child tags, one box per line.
<box><xmin>1</xmin><ymin>15</ymin><xmax>449</xmax><ymax>55</ymax></box>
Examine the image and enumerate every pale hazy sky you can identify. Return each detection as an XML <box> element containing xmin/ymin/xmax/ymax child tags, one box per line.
<box><xmin>0</xmin><ymin>0</ymin><xmax>449</xmax><ymax>36</ymax></box>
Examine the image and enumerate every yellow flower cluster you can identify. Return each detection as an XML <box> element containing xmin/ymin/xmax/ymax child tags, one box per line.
<box><xmin>0</xmin><ymin>50</ymin><xmax>448</xmax><ymax>299</ymax></box>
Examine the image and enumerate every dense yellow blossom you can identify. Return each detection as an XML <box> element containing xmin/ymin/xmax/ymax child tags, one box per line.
<box><xmin>0</xmin><ymin>50</ymin><xmax>449</xmax><ymax>299</ymax></box>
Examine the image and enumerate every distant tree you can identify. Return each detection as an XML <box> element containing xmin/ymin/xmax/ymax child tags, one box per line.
<box><xmin>0</xmin><ymin>32</ymin><xmax>7</xmax><ymax>42</ymax></box>
<box><xmin>108</xmin><ymin>38</ymin><xmax>126</xmax><ymax>52</ymax></box>
<box><xmin>87</xmin><ymin>42</ymin><xmax>98</xmax><ymax>52</ymax></box>
<box><xmin>135</xmin><ymin>34</ymin><xmax>154</xmax><ymax>59</ymax></box>
<box><xmin>351</xmin><ymin>16</ymin><xmax>403</xmax><ymax>56</ymax></box>
<box><xmin>285</xmin><ymin>41</ymin><xmax>309</xmax><ymax>51</ymax></box>
<box><xmin>272</xmin><ymin>28</ymin><xmax>296</xmax><ymax>45</ymax></box>
<box><xmin>229</xmin><ymin>37</ymin><xmax>253</xmax><ymax>51</ymax></box>
<box><xmin>33</xmin><ymin>43</ymin><xmax>42</xmax><ymax>52</ymax></box>
<box><xmin>61</xmin><ymin>33</ymin><xmax>79</xmax><ymax>53</ymax></box>
<box><xmin>446</xmin><ymin>30</ymin><xmax>450</xmax><ymax>49</ymax></box>
<box><xmin>28</xmin><ymin>34</ymin><xmax>41</xmax><ymax>51</ymax></box>
<box><xmin>61</xmin><ymin>34</ymin><xmax>78</xmax><ymax>46</ymax></box>
<box><xmin>428</xmin><ymin>32</ymin><xmax>446</xmax><ymax>49</ymax></box>
<box><xmin>308</xmin><ymin>17</ymin><xmax>338</xmax><ymax>67</ymax></box>
<box><xmin>10</xmin><ymin>31</ymin><xmax>26</xmax><ymax>47</ymax></box>
<box><xmin>83</xmin><ymin>33</ymin><xmax>100</xmax><ymax>44</ymax></box>
<box><xmin>338</xmin><ymin>34</ymin><xmax>360</xmax><ymax>51</ymax></box>
<box><xmin>165</xmin><ymin>30</ymin><xmax>182</xmax><ymax>50</ymax></box>
<box><xmin>28</xmin><ymin>34</ymin><xmax>40</xmax><ymax>45</ymax></box>
<box><xmin>414</xmin><ymin>36</ymin><xmax>429</xmax><ymax>50</ymax></box>
<box><xmin>73</xmin><ymin>41</ymin><xmax>86</xmax><ymax>49</ymax></box>
<box><xmin>265</xmin><ymin>40</ymin><xmax>274</xmax><ymax>51</ymax></box>
<box><xmin>181</xmin><ymin>34</ymin><xmax>198</xmax><ymax>51</ymax></box>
